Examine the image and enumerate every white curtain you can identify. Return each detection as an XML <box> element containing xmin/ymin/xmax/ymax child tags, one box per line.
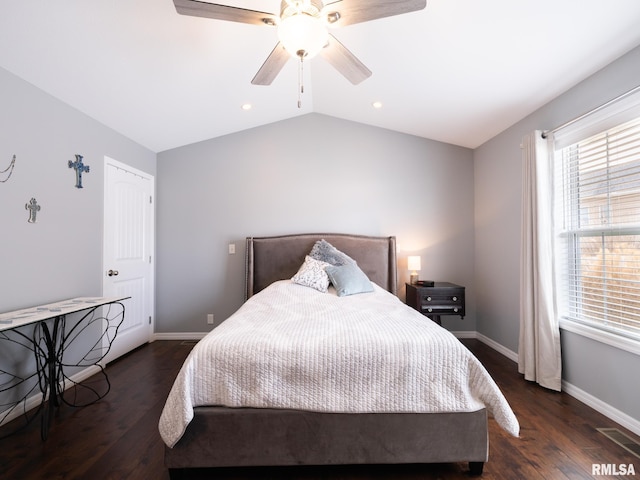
<box><xmin>518</xmin><ymin>130</ymin><xmax>562</xmax><ymax>391</ymax></box>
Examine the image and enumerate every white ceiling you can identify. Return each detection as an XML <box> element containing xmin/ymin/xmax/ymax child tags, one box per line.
<box><xmin>1</xmin><ymin>1</ymin><xmax>640</xmax><ymax>153</ymax></box>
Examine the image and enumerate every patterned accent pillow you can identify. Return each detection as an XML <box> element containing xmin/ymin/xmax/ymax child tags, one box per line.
<box><xmin>309</xmin><ymin>239</ymin><xmax>357</xmax><ymax>266</ymax></box>
<box><xmin>291</xmin><ymin>255</ymin><xmax>331</xmax><ymax>292</ymax></box>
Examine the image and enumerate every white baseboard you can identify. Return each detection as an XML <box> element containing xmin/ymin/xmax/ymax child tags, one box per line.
<box><xmin>153</xmin><ymin>332</ymin><xmax>208</xmax><ymax>341</ymax></box>
<box><xmin>451</xmin><ymin>330</ymin><xmax>640</xmax><ymax>437</ymax></box>
<box><xmin>562</xmin><ymin>380</ymin><xmax>640</xmax><ymax>437</ymax></box>
<box><xmin>450</xmin><ymin>330</ymin><xmax>477</xmax><ymax>339</ymax></box>
<box><xmin>0</xmin><ymin>365</ymin><xmax>102</xmax><ymax>427</ymax></box>
<box><xmin>451</xmin><ymin>330</ymin><xmax>519</xmax><ymax>362</ymax></box>
<box><xmin>475</xmin><ymin>332</ymin><xmax>519</xmax><ymax>363</ymax></box>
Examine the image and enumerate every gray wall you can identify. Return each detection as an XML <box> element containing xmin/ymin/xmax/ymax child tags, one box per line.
<box><xmin>0</xmin><ymin>66</ymin><xmax>156</xmax><ymax>410</ymax></box>
<box><xmin>156</xmin><ymin>113</ymin><xmax>475</xmax><ymax>333</ymax></box>
<box><xmin>473</xmin><ymin>45</ymin><xmax>640</xmax><ymax>422</ymax></box>
<box><xmin>0</xmin><ymin>66</ymin><xmax>156</xmax><ymax>312</ymax></box>
<box><xmin>0</xmin><ymin>63</ymin><xmax>156</xmax><ymax>410</ymax></box>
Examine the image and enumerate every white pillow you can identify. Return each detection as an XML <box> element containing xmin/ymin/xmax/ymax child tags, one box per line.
<box><xmin>291</xmin><ymin>255</ymin><xmax>331</xmax><ymax>292</ymax></box>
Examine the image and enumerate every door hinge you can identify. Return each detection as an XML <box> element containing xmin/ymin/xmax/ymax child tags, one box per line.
<box><xmin>149</xmin><ymin>255</ymin><xmax>152</xmax><ymax>264</ymax></box>
<box><xmin>150</xmin><ymin>195</ymin><xmax>153</xmax><ymax>204</ymax></box>
<box><xmin>149</xmin><ymin>316</ymin><xmax>152</xmax><ymax>325</ymax></box>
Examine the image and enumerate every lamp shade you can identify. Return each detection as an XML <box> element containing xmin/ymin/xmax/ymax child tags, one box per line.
<box><xmin>277</xmin><ymin>13</ymin><xmax>328</xmax><ymax>59</ymax></box>
<box><xmin>408</xmin><ymin>256</ymin><xmax>421</xmax><ymax>272</ymax></box>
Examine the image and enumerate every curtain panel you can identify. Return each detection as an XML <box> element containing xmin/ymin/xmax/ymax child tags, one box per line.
<box><xmin>518</xmin><ymin>131</ymin><xmax>562</xmax><ymax>392</ymax></box>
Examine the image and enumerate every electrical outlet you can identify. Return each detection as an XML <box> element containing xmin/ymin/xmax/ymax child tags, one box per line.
<box><xmin>228</xmin><ymin>243</ymin><xmax>236</xmax><ymax>254</ymax></box>
<box><xmin>207</xmin><ymin>314</ymin><xmax>214</xmax><ymax>325</ymax></box>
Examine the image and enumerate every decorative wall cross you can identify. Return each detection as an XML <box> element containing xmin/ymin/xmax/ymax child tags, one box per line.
<box><xmin>68</xmin><ymin>154</ymin><xmax>90</xmax><ymax>188</ymax></box>
<box><xmin>25</xmin><ymin>197</ymin><xmax>41</xmax><ymax>223</ymax></box>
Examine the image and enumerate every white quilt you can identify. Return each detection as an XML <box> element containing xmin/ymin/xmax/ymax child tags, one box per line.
<box><xmin>159</xmin><ymin>281</ymin><xmax>520</xmax><ymax>448</ymax></box>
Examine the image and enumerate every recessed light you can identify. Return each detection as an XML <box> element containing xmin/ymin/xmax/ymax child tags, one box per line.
<box><xmin>241</xmin><ymin>103</ymin><xmax>252</xmax><ymax>111</ymax></box>
<box><xmin>372</xmin><ymin>101</ymin><xmax>382</xmax><ymax>109</ymax></box>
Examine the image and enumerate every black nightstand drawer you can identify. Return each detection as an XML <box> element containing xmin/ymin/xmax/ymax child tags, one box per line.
<box><xmin>406</xmin><ymin>282</ymin><xmax>465</xmax><ymax>325</ymax></box>
<box><xmin>420</xmin><ymin>303</ymin><xmax>464</xmax><ymax>315</ymax></box>
<box><xmin>419</xmin><ymin>291</ymin><xmax>464</xmax><ymax>314</ymax></box>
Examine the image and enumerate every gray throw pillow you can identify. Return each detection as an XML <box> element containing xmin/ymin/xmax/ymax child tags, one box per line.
<box><xmin>309</xmin><ymin>239</ymin><xmax>356</xmax><ymax>266</ymax></box>
<box><xmin>325</xmin><ymin>263</ymin><xmax>374</xmax><ymax>297</ymax></box>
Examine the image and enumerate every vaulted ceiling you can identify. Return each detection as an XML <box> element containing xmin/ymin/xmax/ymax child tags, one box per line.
<box><xmin>2</xmin><ymin>1</ymin><xmax>640</xmax><ymax>153</ymax></box>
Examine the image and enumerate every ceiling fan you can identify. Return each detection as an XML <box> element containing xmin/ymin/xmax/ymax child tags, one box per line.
<box><xmin>173</xmin><ymin>0</ymin><xmax>427</xmax><ymax>86</ymax></box>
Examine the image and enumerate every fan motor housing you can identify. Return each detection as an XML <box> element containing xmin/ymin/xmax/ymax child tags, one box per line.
<box><xmin>280</xmin><ymin>0</ymin><xmax>324</xmax><ymax>20</ymax></box>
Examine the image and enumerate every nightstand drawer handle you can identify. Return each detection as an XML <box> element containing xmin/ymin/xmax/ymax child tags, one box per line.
<box><xmin>427</xmin><ymin>308</ymin><xmax>433</xmax><ymax>313</ymax></box>
<box><xmin>454</xmin><ymin>308</ymin><xmax>459</xmax><ymax>313</ymax></box>
<box><xmin>452</xmin><ymin>296</ymin><xmax>457</xmax><ymax>301</ymax></box>
<box><xmin>426</xmin><ymin>296</ymin><xmax>432</xmax><ymax>302</ymax></box>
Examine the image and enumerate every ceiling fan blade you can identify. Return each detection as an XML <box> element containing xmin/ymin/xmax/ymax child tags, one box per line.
<box><xmin>319</xmin><ymin>34</ymin><xmax>372</xmax><ymax>85</ymax></box>
<box><xmin>323</xmin><ymin>0</ymin><xmax>426</xmax><ymax>27</ymax></box>
<box><xmin>173</xmin><ymin>0</ymin><xmax>277</xmax><ymax>26</ymax></box>
<box><xmin>251</xmin><ymin>42</ymin><xmax>290</xmax><ymax>86</ymax></box>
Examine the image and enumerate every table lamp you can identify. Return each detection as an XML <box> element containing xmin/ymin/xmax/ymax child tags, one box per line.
<box><xmin>408</xmin><ymin>256</ymin><xmax>421</xmax><ymax>285</ymax></box>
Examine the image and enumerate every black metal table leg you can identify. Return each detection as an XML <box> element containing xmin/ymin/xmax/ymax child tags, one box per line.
<box><xmin>35</xmin><ymin>316</ymin><xmax>64</xmax><ymax>441</ymax></box>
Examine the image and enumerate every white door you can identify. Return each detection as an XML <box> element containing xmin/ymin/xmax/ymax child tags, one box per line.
<box><xmin>103</xmin><ymin>157</ymin><xmax>154</xmax><ymax>364</ymax></box>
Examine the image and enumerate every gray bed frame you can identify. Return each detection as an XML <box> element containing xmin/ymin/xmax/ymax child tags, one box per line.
<box><xmin>165</xmin><ymin>233</ymin><xmax>488</xmax><ymax>477</ymax></box>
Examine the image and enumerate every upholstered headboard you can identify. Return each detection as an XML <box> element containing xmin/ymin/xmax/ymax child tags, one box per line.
<box><xmin>245</xmin><ymin>233</ymin><xmax>397</xmax><ymax>299</ymax></box>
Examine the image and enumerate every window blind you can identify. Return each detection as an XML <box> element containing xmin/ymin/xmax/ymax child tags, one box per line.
<box><xmin>554</xmin><ymin>116</ymin><xmax>640</xmax><ymax>339</ymax></box>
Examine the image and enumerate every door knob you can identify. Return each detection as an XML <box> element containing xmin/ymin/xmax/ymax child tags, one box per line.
<box><xmin>108</xmin><ymin>269</ymin><xmax>119</xmax><ymax>277</ymax></box>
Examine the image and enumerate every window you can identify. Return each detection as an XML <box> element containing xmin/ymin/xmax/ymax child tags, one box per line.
<box><xmin>553</xmin><ymin>116</ymin><xmax>640</xmax><ymax>341</ymax></box>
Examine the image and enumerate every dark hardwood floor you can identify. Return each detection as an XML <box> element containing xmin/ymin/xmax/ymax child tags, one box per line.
<box><xmin>1</xmin><ymin>339</ymin><xmax>639</xmax><ymax>480</ymax></box>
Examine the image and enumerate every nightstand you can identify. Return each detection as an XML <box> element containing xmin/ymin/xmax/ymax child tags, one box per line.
<box><xmin>405</xmin><ymin>282</ymin><xmax>465</xmax><ymax>325</ymax></box>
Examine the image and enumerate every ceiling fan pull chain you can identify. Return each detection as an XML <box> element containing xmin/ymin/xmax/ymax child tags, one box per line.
<box><xmin>297</xmin><ymin>51</ymin><xmax>305</xmax><ymax>108</ymax></box>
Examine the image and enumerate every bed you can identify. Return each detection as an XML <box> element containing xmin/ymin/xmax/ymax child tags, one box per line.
<box><xmin>160</xmin><ymin>233</ymin><xmax>519</xmax><ymax>478</ymax></box>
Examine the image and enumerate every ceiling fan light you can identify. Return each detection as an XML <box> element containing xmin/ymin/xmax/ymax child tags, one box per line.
<box><xmin>277</xmin><ymin>14</ymin><xmax>328</xmax><ymax>59</ymax></box>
